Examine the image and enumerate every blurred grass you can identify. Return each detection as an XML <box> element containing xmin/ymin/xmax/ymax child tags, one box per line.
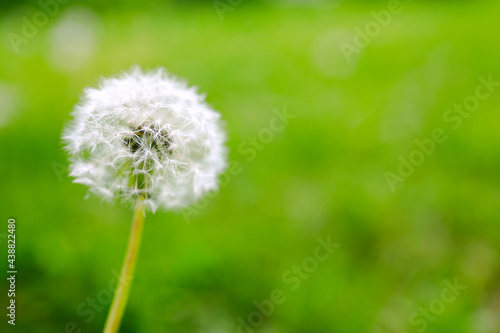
<box><xmin>1</xmin><ymin>0</ymin><xmax>500</xmax><ymax>332</ymax></box>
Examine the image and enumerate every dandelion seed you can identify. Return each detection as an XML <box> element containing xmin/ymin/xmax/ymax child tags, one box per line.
<box><xmin>62</xmin><ymin>66</ymin><xmax>228</xmax><ymax>333</ymax></box>
<box><xmin>63</xmin><ymin>66</ymin><xmax>227</xmax><ymax>212</ymax></box>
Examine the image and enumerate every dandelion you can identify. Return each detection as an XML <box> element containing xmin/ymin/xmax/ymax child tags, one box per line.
<box><xmin>63</xmin><ymin>67</ymin><xmax>227</xmax><ymax>333</ymax></box>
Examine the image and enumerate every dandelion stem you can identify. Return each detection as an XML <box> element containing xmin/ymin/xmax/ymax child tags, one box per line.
<box><xmin>103</xmin><ymin>201</ymin><xmax>145</xmax><ymax>333</ymax></box>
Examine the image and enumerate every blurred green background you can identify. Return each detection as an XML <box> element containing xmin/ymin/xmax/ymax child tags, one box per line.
<box><xmin>1</xmin><ymin>0</ymin><xmax>500</xmax><ymax>332</ymax></box>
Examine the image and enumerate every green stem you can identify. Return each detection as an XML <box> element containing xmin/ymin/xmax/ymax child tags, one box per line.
<box><xmin>103</xmin><ymin>201</ymin><xmax>145</xmax><ymax>333</ymax></box>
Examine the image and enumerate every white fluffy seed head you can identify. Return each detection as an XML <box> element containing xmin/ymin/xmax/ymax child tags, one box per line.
<box><xmin>63</xmin><ymin>67</ymin><xmax>227</xmax><ymax>212</ymax></box>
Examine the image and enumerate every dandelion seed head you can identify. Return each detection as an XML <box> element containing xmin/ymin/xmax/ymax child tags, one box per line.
<box><xmin>63</xmin><ymin>66</ymin><xmax>227</xmax><ymax>212</ymax></box>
